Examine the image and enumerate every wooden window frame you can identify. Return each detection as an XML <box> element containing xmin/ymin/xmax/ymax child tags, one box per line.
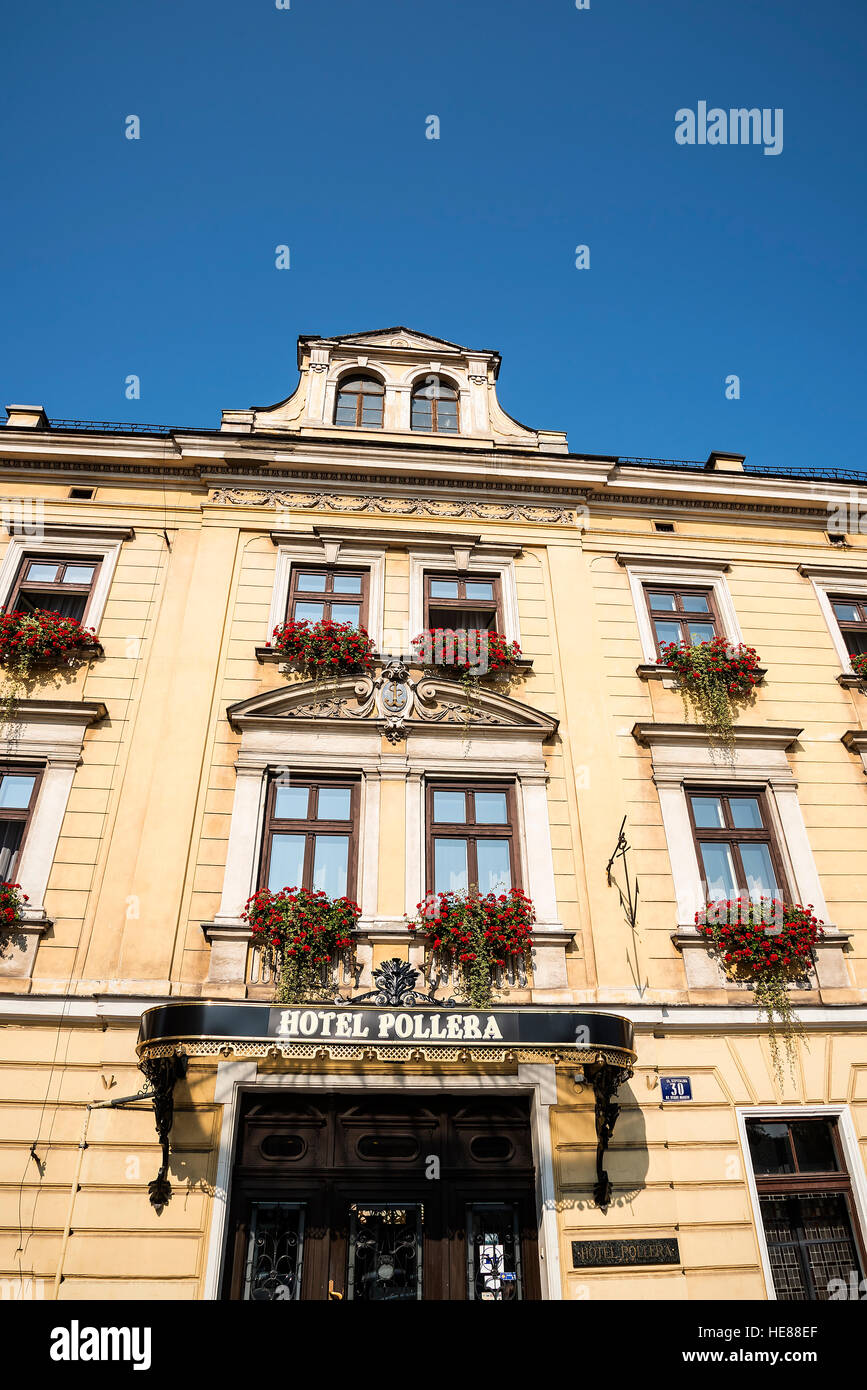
<box><xmin>333</xmin><ymin>376</ymin><xmax>384</xmax><ymax>429</ymax></box>
<box><xmin>643</xmin><ymin>583</ymin><xmax>719</xmax><ymax>657</ymax></box>
<box><xmin>424</xmin><ymin>781</ymin><xmax>521</xmax><ymax>894</ymax></box>
<box><xmin>746</xmin><ymin>1117</ymin><xmax>867</xmax><ymax>1298</ymax></box>
<box><xmin>410</xmin><ymin>382</ymin><xmax>460</xmax><ymax>435</ymax></box>
<box><xmin>0</xmin><ymin>764</ymin><xmax>44</xmax><ymax>880</ymax></box>
<box><xmin>829</xmin><ymin>594</ymin><xmax>867</xmax><ymax>658</ymax></box>
<box><xmin>259</xmin><ymin>776</ymin><xmax>360</xmax><ymax>898</ymax></box>
<box><xmin>686</xmin><ymin>786</ymin><xmax>789</xmax><ymax>901</ymax></box>
<box><xmin>423</xmin><ymin>573</ymin><xmax>502</xmax><ymax>631</ymax></box>
<box><xmin>286</xmin><ymin>567</ymin><xmax>370</xmax><ymax>630</ymax></box>
<box><xmin>5</xmin><ymin>554</ymin><xmax>102</xmax><ymax>624</ymax></box>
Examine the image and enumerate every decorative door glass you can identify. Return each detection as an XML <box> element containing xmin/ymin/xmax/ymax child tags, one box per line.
<box><xmin>346</xmin><ymin>1204</ymin><xmax>423</xmax><ymax>1301</ymax></box>
<box><xmin>243</xmin><ymin>1202</ymin><xmax>305</xmax><ymax>1301</ymax></box>
<box><xmin>467</xmin><ymin>1203</ymin><xmax>523</xmax><ymax>1300</ymax></box>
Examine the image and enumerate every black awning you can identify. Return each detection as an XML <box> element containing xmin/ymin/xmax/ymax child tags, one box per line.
<box><xmin>137</xmin><ymin>998</ymin><xmax>635</xmax><ymax>1069</ymax></box>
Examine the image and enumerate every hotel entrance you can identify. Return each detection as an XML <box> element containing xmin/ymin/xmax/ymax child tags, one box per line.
<box><xmin>222</xmin><ymin>1092</ymin><xmax>541</xmax><ymax>1301</ymax></box>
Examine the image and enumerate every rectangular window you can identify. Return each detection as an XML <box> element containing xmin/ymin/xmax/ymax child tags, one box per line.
<box><xmin>423</xmin><ymin>574</ymin><xmax>502</xmax><ymax>632</ymax></box>
<box><xmin>0</xmin><ymin>767</ymin><xmax>42</xmax><ymax>882</ymax></box>
<box><xmin>261</xmin><ymin>778</ymin><xmax>359</xmax><ymax>899</ymax></box>
<box><xmin>644</xmin><ymin>585</ymin><xmax>718</xmax><ymax>655</ymax></box>
<box><xmin>830</xmin><ymin>595</ymin><xmax>867</xmax><ymax>659</ymax></box>
<box><xmin>6</xmin><ymin>556</ymin><xmax>100</xmax><ymax>624</ymax></box>
<box><xmin>426</xmin><ymin>783</ymin><xmax>518</xmax><ymax>896</ymax></box>
<box><xmin>286</xmin><ymin>568</ymin><xmax>369</xmax><ymax>630</ymax></box>
<box><xmin>746</xmin><ymin>1118</ymin><xmax>866</xmax><ymax>1300</ymax></box>
<box><xmin>687</xmin><ymin>789</ymin><xmax>785</xmax><ymax>901</ymax></box>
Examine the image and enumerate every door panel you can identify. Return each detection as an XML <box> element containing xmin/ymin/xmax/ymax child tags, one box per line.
<box><xmin>225</xmin><ymin>1093</ymin><xmax>539</xmax><ymax>1301</ymax></box>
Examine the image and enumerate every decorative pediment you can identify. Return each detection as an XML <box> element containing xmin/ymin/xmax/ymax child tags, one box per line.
<box><xmin>227</xmin><ymin>660</ymin><xmax>558</xmax><ymax>742</ymax></box>
<box><xmin>310</xmin><ymin>325</ymin><xmax>467</xmax><ymax>354</ymax></box>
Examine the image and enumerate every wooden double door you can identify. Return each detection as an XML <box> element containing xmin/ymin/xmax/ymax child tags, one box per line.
<box><xmin>223</xmin><ymin>1092</ymin><xmax>540</xmax><ymax>1301</ymax></box>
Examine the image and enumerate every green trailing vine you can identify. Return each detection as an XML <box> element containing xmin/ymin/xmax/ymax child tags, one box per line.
<box><xmin>409</xmin><ymin>887</ymin><xmax>535</xmax><ymax>1008</ymax></box>
<box><xmin>659</xmin><ymin>637</ymin><xmax>761</xmax><ymax>760</ymax></box>
<box><xmin>696</xmin><ymin>897</ymin><xmax>823</xmax><ymax>1086</ymax></box>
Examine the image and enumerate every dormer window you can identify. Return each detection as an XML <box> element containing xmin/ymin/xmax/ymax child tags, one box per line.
<box><xmin>411</xmin><ymin>378</ymin><xmax>459</xmax><ymax>434</ymax></box>
<box><xmin>334</xmin><ymin>375</ymin><xmax>384</xmax><ymax>428</ymax></box>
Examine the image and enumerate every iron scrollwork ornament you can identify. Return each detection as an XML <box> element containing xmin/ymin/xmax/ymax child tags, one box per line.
<box><xmin>589</xmin><ymin>1062</ymin><xmax>631</xmax><ymax>1209</ymax></box>
<box><xmin>139</xmin><ymin>1054</ymin><xmax>187</xmax><ymax>1213</ymax></box>
<box><xmin>352</xmin><ymin>957</ymin><xmax>453</xmax><ymax>1007</ymax></box>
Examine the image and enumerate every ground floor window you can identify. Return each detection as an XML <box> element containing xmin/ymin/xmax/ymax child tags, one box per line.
<box><xmin>746</xmin><ymin>1117</ymin><xmax>866</xmax><ymax>1300</ymax></box>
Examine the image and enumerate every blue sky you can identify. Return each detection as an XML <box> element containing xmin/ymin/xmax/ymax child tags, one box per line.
<box><xmin>1</xmin><ymin>0</ymin><xmax>865</xmax><ymax>470</ymax></box>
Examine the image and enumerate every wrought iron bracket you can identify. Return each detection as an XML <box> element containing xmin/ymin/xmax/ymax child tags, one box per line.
<box><xmin>588</xmin><ymin>1062</ymin><xmax>631</xmax><ymax>1209</ymax></box>
<box><xmin>139</xmin><ymin>1054</ymin><xmax>187</xmax><ymax>1213</ymax></box>
<box><xmin>351</xmin><ymin>957</ymin><xmax>455</xmax><ymax>1007</ymax></box>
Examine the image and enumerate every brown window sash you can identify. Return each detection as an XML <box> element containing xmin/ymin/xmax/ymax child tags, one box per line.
<box><xmin>686</xmin><ymin>787</ymin><xmax>789</xmax><ymax>900</ymax></box>
<box><xmin>423</xmin><ymin>574</ymin><xmax>502</xmax><ymax>631</ymax></box>
<box><xmin>643</xmin><ymin>584</ymin><xmax>719</xmax><ymax>657</ymax></box>
<box><xmin>260</xmin><ymin>777</ymin><xmax>360</xmax><ymax>899</ymax></box>
<box><xmin>829</xmin><ymin>594</ymin><xmax>867</xmax><ymax>658</ymax></box>
<box><xmin>286</xmin><ymin>567</ymin><xmax>370</xmax><ymax>630</ymax></box>
<box><xmin>6</xmin><ymin>555</ymin><xmax>101</xmax><ymax>624</ymax></box>
<box><xmin>0</xmin><ymin>764</ymin><xmax>44</xmax><ymax>882</ymax></box>
<box><xmin>334</xmin><ymin>379</ymin><xmax>384</xmax><ymax>428</ymax></box>
<box><xmin>411</xmin><ymin>389</ymin><xmax>460</xmax><ymax>434</ymax></box>
<box><xmin>424</xmin><ymin>781</ymin><xmax>521</xmax><ymax>894</ymax></box>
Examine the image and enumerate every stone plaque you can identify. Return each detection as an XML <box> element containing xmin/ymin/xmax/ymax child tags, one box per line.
<box><xmin>571</xmin><ymin>1237</ymin><xmax>680</xmax><ymax>1269</ymax></box>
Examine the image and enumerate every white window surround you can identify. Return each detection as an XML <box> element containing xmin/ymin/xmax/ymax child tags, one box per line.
<box><xmin>736</xmin><ymin>1104</ymin><xmax>867</xmax><ymax>1301</ymax></box>
<box><xmin>266</xmin><ymin>535</ymin><xmax>386</xmax><ymax>651</ymax></box>
<box><xmin>798</xmin><ymin>564</ymin><xmax>867</xmax><ymax>675</ymax></box>
<box><xmin>616</xmin><ymin>553</ymin><xmax>742</xmax><ymax>666</ymax></box>
<box><xmin>0</xmin><ymin>524</ymin><xmax>131</xmax><ymax>634</ymax></box>
<box><xmin>408</xmin><ymin>547</ymin><xmax>521</xmax><ymax>645</ymax></box>
<box><xmin>0</xmin><ymin>700</ymin><xmax>105</xmax><ymax>979</ymax></box>
<box><xmin>205</xmin><ymin>702</ymin><xmax>568</xmax><ymax>993</ymax></box>
<box><xmin>632</xmin><ymin>722</ymin><xmax>851</xmax><ymax>992</ymax></box>
<box><xmin>202</xmin><ymin>1061</ymin><xmax>562</xmax><ymax>1301</ymax></box>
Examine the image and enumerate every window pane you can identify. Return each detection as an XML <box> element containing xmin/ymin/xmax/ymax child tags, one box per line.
<box><xmin>429</xmin><ymin>580</ymin><xmax>459</xmax><ymax>599</ymax></box>
<box><xmin>474</xmin><ymin>792</ymin><xmax>508</xmax><ymax>824</ymax></box>
<box><xmin>356</xmin><ymin>378</ymin><xmax>383</xmax><ymax>395</ymax></box>
<box><xmin>654</xmin><ymin>620</ymin><xmax>682</xmax><ymax>646</ymax></box>
<box><xmin>0</xmin><ymin>774</ymin><xmax>36</xmax><ymax>809</ymax></box>
<box><xmin>686</xmin><ymin>622</ymin><xmax>716</xmax><ymax>644</ymax></box>
<box><xmin>747</xmin><ymin>1121</ymin><xmax>794</xmax><ymax>1174</ymax></box>
<box><xmin>730</xmin><ymin>797</ymin><xmax>763</xmax><ymax>829</ymax></box>
<box><xmin>648</xmin><ymin>592</ymin><xmax>677</xmax><ymax>612</ymax></box>
<box><xmin>332</xmin><ymin>574</ymin><xmax>362</xmax><ymax>595</ymax></box>
<box><xmin>681</xmin><ymin>594</ymin><xmax>711</xmax><ymax>613</ymax></box>
<box><xmin>335</xmin><ymin>405</ymin><xmax>358</xmax><ymax>424</ymax></box>
<box><xmin>739</xmin><ymin>843</ymin><xmax>779</xmax><ymax>899</ymax></box>
<box><xmin>845</xmin><ymin>631</ymin><xmax>867</xmax><ymax>657</ymax></box>
<box><xmin>434</xmin><ymin>839</ymin><xmax>468</xmax><ymax>893</ymax></box>
<box><xmin>361</xmin><ymin>404</ymin><xmax>383</xmax><ymax>425</ymax></box>
<box><xmin>465</xmin><ymin>582</ymin><xmax>494</xmax><ymax>601</ymax></box>
<box><xmin>698</xmin><ymin>842</ymin><xmax>737</xmax><ymax>899</ymax></box>
<box><xmin>791</xmin><ymin>1121</ymin><xmax>839</xmax><ymax>1173</ymax></box>
<box><xmin>294</xmin><ymin>602</ymin><xmax>325</xmax><ymax>623</ymax></box>
<box><xmin>0</xmin><ymin>821</ymin><xmax>25</xmax><ymax>881</ymax></box>
<box><xmin>476</xmin><ymin>839</ymin><xmax>512</xmax><ymax>894</ymax></box>
<box><xmin>296</xmin><ymin>572</ymin><xmax>327</xmax><ymax>592</ymax></box>
<box><xmin>18</xmin><ymin>591</ymin><xmax>86</xmax><ymax>622</ymax></box>
<box><xmin>317</xmin><ymin>787</ymin><xmax>352</xmax><ymax>821</ymax></box>
<box><xmin>330</xmin><ymin>603</ymin><xmax>360</xmax><ymax>626</ymax></box>
<box><xmin>267</xmin><ymin>834</ymin><xmax>306</xmax><ymax>892</ymax></box>
<box><xmin>691</xmin><ymin>795</ymin><xmax>725</xmax><ymax>828</ymax></box>
<box><xmin>25</xmin><ymin>562</ymin><xmax>59</xmax><ymax>582</ymax></box>
<box><xmin>63</xmin><ymin>565</ymin><xmax>96</xmax><ymax>585</ymax></box>
<box><xmin>274</xmin><ymin>785</ymin><xmax>309</xmax><ymax>819</ymax></box>
<box><xmin>832</xmin><ymin>601</ymin><xmax>861</xmax><ymax>623</ymax></box>
<box><xmin>433</xmin><ymin>790</ymin><xmax>466</xmax><ymax>822</ymax></box>
<box><xmin>312</xmin><ymin>836</ymin><xmax>349</xmax><ymax>897</ymax></box>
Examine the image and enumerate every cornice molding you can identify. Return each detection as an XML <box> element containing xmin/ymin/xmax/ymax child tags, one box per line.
<box><xmin>211</xmin><ymin>487</ymin><xmax>575</xmax><ymax>525</ymax></box>
<box><xmin>4</xmin><ymin>521</ymin><xmax>135</xmax><ymax>541</ymax></box>
<box><xmin>615</xmin><ymin>552</ymin><xmax>731</xmax><ymax>571</ymax></box>
<box><xmin>632</xmin><ymin>722</ymin><xmax>802</xmax><ymax>751</ymax></box>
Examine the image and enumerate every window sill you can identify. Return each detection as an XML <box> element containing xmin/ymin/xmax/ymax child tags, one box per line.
<box><xmin>637</xmin><ymin>662</ymin><xmax>767</xmax><ymax>684</ymax></box>
<box><xmin>255</xmin><ymin>646</ymin><xmax>533</xmax><ymax>673</ymax></box>
<box><xmin>0</xmin><ymin>910</ymin><xmax>53</xmax><ymax>980</ymax></box>
<box><xmin>837</xmin><ymin>672</ymin><xmax>864</xmax><ymax>689</ymax></box>
<box><xmin>672</xmin><ymin>925</ymin><xmax>853</xmax><ymax>995</ymax></box>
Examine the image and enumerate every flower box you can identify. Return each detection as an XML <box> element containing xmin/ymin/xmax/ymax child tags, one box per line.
<box><xmin>409</xmin><ymin>887</ymin><xmax>535</xmax><ymax>1008</ymax></box>
<box><xmin>267</xmin><ymin>619</ymin><xmax>374</xmax><ymax>679</ymax></box>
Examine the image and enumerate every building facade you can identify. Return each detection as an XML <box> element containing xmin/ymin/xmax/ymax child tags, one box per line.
<box><xmin>1</xmin><ymin>325</ymin><xmax>866</xmax><ymax>1302</ymax></box>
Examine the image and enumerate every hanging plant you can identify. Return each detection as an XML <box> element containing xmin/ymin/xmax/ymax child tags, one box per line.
<box><xmin>0</xmin><ymin>608</ymin><xmax>102</xmax><ymax>725</ymax></box>
<box><xmin>659</xmin><ymin>637</ymin><xmax>760</xmax><ymax>757</ymax></box>
<box><xmin>409</xmin><ymin>887</ymin><xmax>535</xmax><ymax>1008</ymax></box>
<box><xmin>695</xmin><ymin>897</ymin><xmax>823</xmax><ymax>1084</ymax></box>
<box><xmin>243</xmin><ymin>886</ymin><xmax>359</xmax><ymax>1003</ymax></box>
<box><xmin>0</xmin><ymin>880</ymin><xmax>28</xmax><ymax>931</ymax></box>
<box><xmin>411</xmin><ymin>628</ymin><xmax>522</xmax><ymax>731</ymax></box>
<box><xmin>268</xmin><ymin>619</ymin><xmax>374</xmax><ymax>689</ymax></box>
<box><xmin>849</xmin><ymin>652</ymin><xmax>867</xmax><ymax>681</ymax></box>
